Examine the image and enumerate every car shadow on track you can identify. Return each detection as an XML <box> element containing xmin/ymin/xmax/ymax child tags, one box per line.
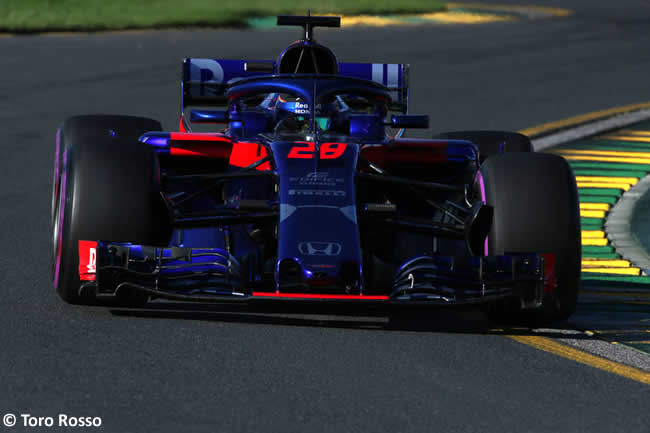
<box><xmin>109</xmin><ymin>301</ymin><xmax>588</xmax><ymax>339</ymax></box>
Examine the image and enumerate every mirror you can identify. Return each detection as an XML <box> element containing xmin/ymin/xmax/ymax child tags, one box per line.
<box><xmin>389</xmin><ymin>115</ymin><xmax>429</xmax><ymax>129</ymax></box>
<box><xmin>190</xmin><ymin>109</ymin><xmax>228</xmax><ymax>123</ymax></box>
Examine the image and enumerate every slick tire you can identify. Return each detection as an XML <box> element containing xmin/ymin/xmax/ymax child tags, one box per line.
<box><xmin>479</xmin><ymin>153</ymin><xmax>581</xmax><ymax>325</ymax></box>
<box><xmin>434</xmin><ymin>131</ymin><xmax>532</xmax><ymax>162</ymax></box>
<box><xmin>52</xmin><ymin>116</ymin><xmax>168</xmax><ymax>306</ymax></box>
<box><xmin>51</xmin><ymin>115</ymin><xmax>162</xmax><ymax>225</ymax></box>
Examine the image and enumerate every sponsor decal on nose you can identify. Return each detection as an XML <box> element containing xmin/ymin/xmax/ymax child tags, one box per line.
<box><xmin>298</xmin><ymin>241</ymin><xmax>342</xmax><ymax>256</ymax></box>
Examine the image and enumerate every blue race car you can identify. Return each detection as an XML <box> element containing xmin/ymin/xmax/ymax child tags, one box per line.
<box><xmin>51</xmin><ymin>15</ymin><xmax>581</xmax><ymax>323</ymax></box>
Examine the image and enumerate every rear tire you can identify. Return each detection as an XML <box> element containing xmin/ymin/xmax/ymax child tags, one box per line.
<box><xmin>479</xmin><ymin>153</ymin><xmax>581</xmax><ymax>325</ymax></box>
<box><xmin>434</xmin><ymin>130</ymin><xmax>532</xmax><ymax>162</ymax></box>
<box><xmin>52</xmin><ymin>116</ymin><xmax>168</xmax><ymax>306</ymax></box>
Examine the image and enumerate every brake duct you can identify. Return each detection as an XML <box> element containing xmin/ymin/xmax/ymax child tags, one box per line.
<box><xmin>465</xmin><ymin>202</ymin><xmax>493</xmax><ymax>256</ymax></box>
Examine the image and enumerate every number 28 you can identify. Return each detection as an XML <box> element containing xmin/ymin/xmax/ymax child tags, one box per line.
<box><xmin>287</xmin><ymin>142</ymin><xmax>347</xmax><ymax>159</ymax></box>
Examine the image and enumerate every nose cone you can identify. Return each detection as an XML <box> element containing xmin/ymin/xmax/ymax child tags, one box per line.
<box><xmin>271</xmin><ymin>140</ymin><xmax>362</xmax><ymax>292</ymax></box>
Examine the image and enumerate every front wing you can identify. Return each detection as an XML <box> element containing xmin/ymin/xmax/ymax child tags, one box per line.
<box><xmin>77</xmin><ymin>241</ymin><xmax>555</xmax><ymax>307</ymax></box>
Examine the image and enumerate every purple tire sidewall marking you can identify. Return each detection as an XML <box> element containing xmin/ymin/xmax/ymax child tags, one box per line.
<box><xmin>475</xmin><ymin>170</ymin><xmax>488</xmax><ymax>256</ymax></box>
<box><xmin>54</xmin><ymin>129</ymin><xmax>60</xmax><ymax>195</ymax></box>
<box><xmin>53</xmin><ymin>149</ymin><xmax>67</xmax><ymax>288</ymax></box>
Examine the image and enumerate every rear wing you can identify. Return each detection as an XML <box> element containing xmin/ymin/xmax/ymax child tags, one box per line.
<box><xmin>181</xmin><ymin>58</ymin><xmax>410</xmax><ymax>113</ymax></box>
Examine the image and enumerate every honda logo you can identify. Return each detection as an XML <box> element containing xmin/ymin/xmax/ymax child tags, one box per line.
<box><xmin>298</xmin><ymin>242</ymin><xmax>342</xmax><ymax>256</ymax></box>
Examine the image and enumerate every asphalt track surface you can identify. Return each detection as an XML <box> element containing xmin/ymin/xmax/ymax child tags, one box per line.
<box><xmin>2</xmin><ymin>1</ymin><xmax>650</xmax><ymax>431</ymax></box>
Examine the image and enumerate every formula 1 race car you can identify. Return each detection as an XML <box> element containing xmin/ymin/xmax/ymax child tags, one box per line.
<box><xmin>51</xmin><ymin>15</ymin><xmax>581</xmax><ymax>323</ymax></box>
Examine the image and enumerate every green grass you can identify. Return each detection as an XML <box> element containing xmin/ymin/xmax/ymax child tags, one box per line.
<box><xmin>0</xmin><ymin>0</ymin><xmax>447</xmax><ymax>32</ymax></box>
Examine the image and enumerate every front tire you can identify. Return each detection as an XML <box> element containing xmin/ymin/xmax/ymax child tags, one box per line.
<box><xmin>52</xmin><ymin>116</ymin><xmax>168</xmax><ymax>306</ymax></box>
<box><xmin>479</xmin><ymin>153</ymin><xmax>581</xmax><ymax>324</ymax></box>
<box><xmin>51</xmin><ymin>115</ymin><xmax>162</xmax><ymax>226</ymax></box>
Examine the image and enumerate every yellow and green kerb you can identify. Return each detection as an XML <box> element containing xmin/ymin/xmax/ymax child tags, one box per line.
<box><xmin>548</xmin><ymin>122</ymin><xmax>650</xmax><ymax>284</ymax></box>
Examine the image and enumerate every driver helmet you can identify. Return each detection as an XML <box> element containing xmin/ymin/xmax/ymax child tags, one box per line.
<box><xmin>275</xmin><ymin>95</ymin><xmax>336</xmax><ymax>130</ymax></box>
